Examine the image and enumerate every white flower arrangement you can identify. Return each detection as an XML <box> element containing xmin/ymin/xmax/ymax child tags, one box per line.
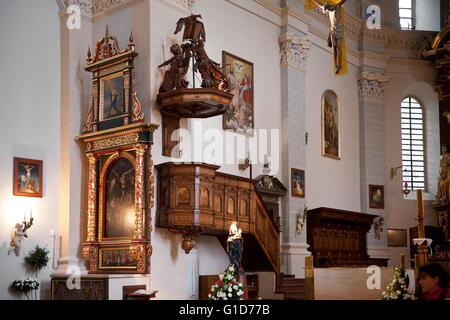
<box><xmin>380</xmin><ymin>266</ymin><xmax>416</xmax><ymax>300</ymax></box>
<box><xmin>10</xmin><ymin>277</ymin><xmax>40</xmax><ymax>300</ymax></box>
<box><xmin>208</xmin><ymin>264</ymin><xmax>247</xmax><ymax>300</ymax></box>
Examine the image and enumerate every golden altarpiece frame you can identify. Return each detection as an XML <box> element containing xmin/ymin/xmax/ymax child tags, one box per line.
<box><xmin>77</xmin><ymin>27</ymin><xmax>158</xmax><ymax>274</ymax></box>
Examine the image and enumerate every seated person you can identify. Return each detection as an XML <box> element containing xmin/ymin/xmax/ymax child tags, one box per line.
<box><xmin>417</xmin><ymin>263</ymin><xmax>450</xmax><ymax>300</ymax></box>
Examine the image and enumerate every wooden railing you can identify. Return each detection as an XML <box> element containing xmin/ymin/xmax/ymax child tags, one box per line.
<box><xmin>155</xmin><ymin>162</ymin><xmax>280</xmax><ymax>282</ymax></box>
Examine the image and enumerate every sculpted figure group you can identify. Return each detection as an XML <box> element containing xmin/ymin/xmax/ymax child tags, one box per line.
<box><xmin>159</xmin><ymin>14</ymin><xmax>228</xmax><ymax>93</ymax></box>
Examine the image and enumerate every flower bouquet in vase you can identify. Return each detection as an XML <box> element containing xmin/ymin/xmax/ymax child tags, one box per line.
<box><xmin>208</xmin><ymin>264</ymin><xmax>247</xmax><ymax>300</ymax></box>
<box><xmin>10</xmin><ymin>277</ymin><xmax>40</xmax><ymax>300</ymax></box>
<box><xmin>380</xmin><ymin>266</ymin><xmax>416</xmax><ymax>300</ymax></box>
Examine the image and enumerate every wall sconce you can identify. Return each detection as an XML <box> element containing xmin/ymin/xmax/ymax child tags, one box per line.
<box><xmin>390</xmin><ymin>166</ymin><xmax>403</xmax><ymax>180</ymax></box>
<box><xmin>238</xmin><ymin>153</ymin><xmax>251</xmax><ymax>171</ymax></box>
<box><xmin>8</xmin><ymin>209</ymin><xmax>34</xmax><ymax>256</ymax></box>
<box><xmin>391</xmin><ymin>166</ymin><xmax>410</xmax><ymax>196</ymax></box>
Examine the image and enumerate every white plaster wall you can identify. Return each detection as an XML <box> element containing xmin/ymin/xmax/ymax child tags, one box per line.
<box><xmin>305</xmin><ymin>43</ymin><xmax>361</xmax><ymax>212</ymax></box>
<box><xmin>189</xmin><ymin>0</ymin><xmax>282</xmax><ymax>179</ymax></box>
<box><xmin>0</xmin><ymin>0</ymin><xmax>60</xmax><ymax>299</ymax></box>
<box><xmin>384</xmin><ymin>62</ymin><xmax>440</xmax><ymax>268</ymax></box>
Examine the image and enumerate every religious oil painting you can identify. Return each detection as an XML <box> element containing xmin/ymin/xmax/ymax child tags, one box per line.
<box><xmin>321</xmin><ymin>89</ymin><xmax>340</xmax><ymax>160</ymax></box>
<box><xmin>291</xmin><ymin>168</ymin><xmax>305</xmax><ymax>198</ymax></box>
<box><xmin>222</xmin><ymin>51</ymin><xmax>254</xmax><ymax>136</ymax></box>
<box><xmin>100</xmin><ymin>248</ymin><xmax>137</xmax><ymax>268</ymax></box>
<box><xmin>13</xmin><ymin>157</ymin><xmax>43</xmax><ymax>198</ymax></box>
<box><xmin>369</xmin><ymin>184</ymin><xmax>384</xmax><ymax>209</ymax></box>
<box><xmin>104</xmin><ymin>158</ymin><xmax>135</xmax><ymax>238</ymax></box>
<box><xmin>100</xmin><ymin>72</ymin><xmax>124</xmax><ymax>121</ymax></box>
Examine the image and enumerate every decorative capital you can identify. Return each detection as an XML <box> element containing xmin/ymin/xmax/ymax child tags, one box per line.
<box><xmin>279</xmin><ymin>33</ymin><xmax>311</xmax><ymax>73</ymax></box>
<box><xmin>357</xmin><ymin>72</ymin><xmax>389</xmax><ymax>103</ymax></box>
<box><xmin>86</xmin><ymin>152</ymin><xmax>97</xmax><ymax>163</ymax></box>
<box><xmin>64</xmin><ymin>0</ymin><xmax>93</xmax><ymax>18</ymax></box>
<box><xmin>176</xmin><ymin>0</ymin><xmax>195</xmax><ymax>11</ymax></box>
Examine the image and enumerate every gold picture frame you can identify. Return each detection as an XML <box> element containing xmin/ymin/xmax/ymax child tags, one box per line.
<box><xmin>222</xmin><ymin>51</ymin><xmax>254</xmax><ymax>136</ymax></box>
<box><xmin>321</xmin><ymin>89</ymin><xmax>340</xmax><ymax>160</ymax></box>
<box><xmin>369</xmin><ymin>184</ymin><xmax>384</xmax><ymax>209</ymax></box>
<box><xmin>291</xmin><ymin>168</ymin><xmax>305</xmax><ymax>198</ymax></box>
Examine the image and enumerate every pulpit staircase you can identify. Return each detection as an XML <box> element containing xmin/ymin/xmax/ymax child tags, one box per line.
<box><xmin>155</xmin><ymin>162</ymin><xmax>281</xmax><ymax>289</ymax></box>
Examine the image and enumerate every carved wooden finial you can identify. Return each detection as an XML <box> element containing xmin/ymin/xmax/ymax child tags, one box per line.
<box><xmin>129</xmin><ymin>31</ymin><xmax>134</xmax><ymax>44</ymax></box>
<box><xmin>87</xmin><ymin>45</ymin><xmax>91</xmax><ymax>60</ymax></box>
<box><xmin>105</xmin><ymin>25</ymin><xmax>109</xmax><ymax>38</ymax></box>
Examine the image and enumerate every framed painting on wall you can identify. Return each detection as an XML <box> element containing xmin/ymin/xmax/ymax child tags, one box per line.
<box><xmin>222</xmin><ymin>51</ymin><xmax>254</xmax><ymax>136</ymax></box>
<box><xmin>387</xmin><ymin>229</ymin><xmax>407</xmax><ymax>247</ymax></box>
<box><xmin>291</xmin><ymin>168</ymin><xmax>305</xmax><ymax>198</ymax></box>
<box><xmin>103</xmin><ymin>157</ymin><xmax>136</xmax><ymax>239</ymax></box>
<box><xmin>99</xmin><ymin>72</ymin><xmax>125</xmax><ymax>121</ymax></box>
<box><xmin>321</xmin><ymin>89</ymin><xmax>340</xmax><ymax>160</ymax></box>
<box><xmin>13</xmin><ymin>157</ymin><xmax>43</xmax><ymax>198</ymax></box>
<box><xmin>369</xmin><ymin>184</ymin><xmax>384</xmax><ymax>209</ymax></box>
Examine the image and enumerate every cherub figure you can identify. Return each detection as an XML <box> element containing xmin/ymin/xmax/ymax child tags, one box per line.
<box><xmin>8</xmin><ymin>222</ymin><xmax>30</xmax><ymax>256</ymax></box>
<box><xmin>374</xmin><ymin>217</ymin><xmax>384</xmax><ymax>240</ymax></box>
<box><xmin>296</xmin><ymin>206</ymin><xmax>307</xmax><ymax>235</ymax></box>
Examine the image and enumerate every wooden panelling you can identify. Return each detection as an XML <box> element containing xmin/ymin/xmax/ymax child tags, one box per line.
<box><xmin>156</xmin><ymin>162</ymin><xmax>280</xmax><ymax>281</ymax></box>
<box><xmin>307</xmin><ymin>207</ymin><xmax>388</xmax><ymax>267</ymax></box>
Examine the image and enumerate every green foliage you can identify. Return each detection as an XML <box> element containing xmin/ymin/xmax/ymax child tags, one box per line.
<box><xmin>380</xmin><ymin>266</ymin><xmax>416</xmax><ymax>300</ymax></box>
<box><xmin>24</xmin><ymin>245</ymin><xmax>49</xmax><ymax>273</ymax></box>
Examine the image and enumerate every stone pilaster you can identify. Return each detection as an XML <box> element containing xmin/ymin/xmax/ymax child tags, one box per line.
<box><xmin>53</xmin><ymin>1</ymin><xmax>93</xmax><ymax>276</ymax></box>
<box><xmin>279</xmin><ymin>32</ymin><xmax>311</xmax><ymax>278</ymax></box>
<box><xmin>358</xmin><ymin>72</ymin><xmax>389</xmax><ymax>251</ymax></box>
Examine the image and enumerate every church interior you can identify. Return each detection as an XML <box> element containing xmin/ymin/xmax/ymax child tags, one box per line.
<box><xmin>1</xmin><ymin>0</ymin><xmax>450</xmax><ymax>301</ymax></box>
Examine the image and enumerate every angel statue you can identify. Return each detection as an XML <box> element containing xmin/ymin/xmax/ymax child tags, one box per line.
<box><xmin>8</xmin><ymin>218</ymin><xmax>33</xmax><ymax>256</ymax></box>
<box><xmin>374</xmin><ymin>217</ymin><xmax>384</xmax><ymax>240</ymax></box>
<box><xmin>227</xmin><ymin>221</ymin><xmax>243</xmax><ymax>273</ymax></box>
<box><xmin>296</xmin><ymin>206</ymin><xmax>307</xmax><ymax>235</ymax></box>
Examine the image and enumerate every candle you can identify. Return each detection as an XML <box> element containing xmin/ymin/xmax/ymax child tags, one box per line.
<box><xmin>30</xmin><ymin>209</ymin><xmax>32</xmax><ymax>219</ymax></box>
<box><xmin>416</xmin><ymin>190</ymin><xmax>424</xmax><ymax>239</ymax></box>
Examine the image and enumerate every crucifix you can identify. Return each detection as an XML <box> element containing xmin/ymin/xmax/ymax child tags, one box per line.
<box><xmin>308</xmin><ymin>0</ymin><xmax>347</xmax><ymax>75</ymax></box>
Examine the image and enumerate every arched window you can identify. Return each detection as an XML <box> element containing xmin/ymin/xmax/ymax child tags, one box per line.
<box><xmin>399</xmin><ymin>0</ymin><xmax>414</xmax><ymax>30</ymax></box>
<box><xmin>401</xmin><ymin>97</ymin><xmax>425</xmax><ymax>190</ymax></box>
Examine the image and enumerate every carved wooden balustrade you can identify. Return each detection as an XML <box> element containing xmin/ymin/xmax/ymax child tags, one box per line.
<box><xmin>156</xmin><ymin>162</ymin><xmax>280</xmax><ymax>280</ymax></box>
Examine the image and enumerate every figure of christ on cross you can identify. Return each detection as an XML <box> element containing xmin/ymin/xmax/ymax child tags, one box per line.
<box><xmin>310</xmin><ymin>0</ymin><xmax>347</xmax><ymax>74</ymax></box>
